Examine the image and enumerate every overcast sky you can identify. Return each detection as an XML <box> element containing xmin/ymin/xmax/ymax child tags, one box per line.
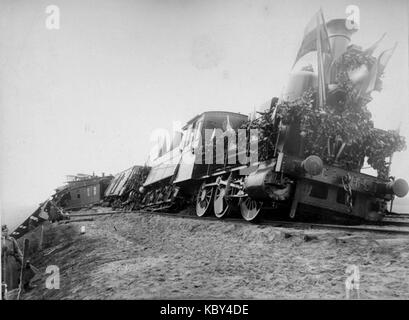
<box><xmin>1</xmin><ymin>0</ymin><xmax>408</xmax><ymax>229</ymax></box>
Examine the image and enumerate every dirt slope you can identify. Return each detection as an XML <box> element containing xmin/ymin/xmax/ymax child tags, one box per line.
<box><xmin>20</xmin><ymin>209</ymin><xmax>409</xmax><ymax>299</ymax></box>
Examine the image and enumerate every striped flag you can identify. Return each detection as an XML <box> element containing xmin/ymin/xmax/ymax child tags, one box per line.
<box><xmin>293</xmin><ymin>9</ymin><xmax>331</xmax><ymax>108</ymax></box>
<box><xmin>293</xmin><ymin>8</ymin><xmax>332</xmax><ymax>68</ymax></box>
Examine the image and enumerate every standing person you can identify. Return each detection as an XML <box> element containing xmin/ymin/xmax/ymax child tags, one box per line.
<box><xmin>1</xmin><ymin>225</ymin><xmax>23</xmax><ymax>291</ymax></box>
<box><xmin>48</xmin><ymin>201</ymin><xmax>58</xmax><ymax>222</ymax></box>
<box><xmin>49</xmin><ymin>199</ymin><xmax>69</xmax><ymax>222</ymax></box>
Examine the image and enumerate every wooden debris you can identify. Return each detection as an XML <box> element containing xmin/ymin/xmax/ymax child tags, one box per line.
<box><xmin>67</xmin><ymin>210</ymin><xmax>129</xmax><ymax>217</ymax></box>
<box><xmin>373</xmin><ymin>238</ymin><xmax>409</xmax><ymax>247</ymax></box>
<box><xmin>59</xmin><ymin>218</ymin><xmax>94</xmax><ymax>224</ymax></box>
<box><xmin>303</xmin><ymin>235</ymin><xmax>318</xmax><ymax>242</ymax></box>
<box><xmin>283</xmin><ymin>232</ymin><xmax>293</xmax><ymax>239</ymax></box>
<box><xmin>334</xmin><ymin>235</ymin><xmax>364</xmax><ymax>244</ymax></box>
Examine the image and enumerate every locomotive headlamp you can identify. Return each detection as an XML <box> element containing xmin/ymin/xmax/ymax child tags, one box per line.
<box><xmin>376</xmin><ymin>178</ymin><xmax>409</xmax><ymax>198</ymax></box>
<box><xmin>389</xmin><ymin>178</ymin><xmax>409</xmax><ymax>198</ymax></box>
<box><xmin>301</xmin><ymin>155</ymin><xmax>323</xmax><ymax>176</ymax></box>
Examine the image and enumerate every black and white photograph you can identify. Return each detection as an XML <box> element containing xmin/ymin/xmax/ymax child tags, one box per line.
<box><xmin>1</xmin><ymin>0</ymin><xmax>409</xmax><ymax>306</ymax></box>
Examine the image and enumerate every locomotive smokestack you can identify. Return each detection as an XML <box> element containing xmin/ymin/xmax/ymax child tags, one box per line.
<box><xmin>326</xmin><ymin>19</ymin><xmax>358</xmax><ymax>84</ymax></box>
<box><xmin>326</xmin><ymin>19</ymin><xmax>357</xmax><ymax>61</ymax></box>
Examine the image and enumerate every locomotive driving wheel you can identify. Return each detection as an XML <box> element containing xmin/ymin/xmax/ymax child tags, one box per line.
<box><xmin>196</xmin><ymin>182</ymin><xmax>214</xmax><ymax>217</ymax></box>
<box><xmin>239</xmin><ymin>196</ymin><xmax>263</xmax><ymax>222</ymax></box>
<box><xmin>213</xmin><ymin>185</ymin><xmax>235</xmax><ymax>219</ymax></box>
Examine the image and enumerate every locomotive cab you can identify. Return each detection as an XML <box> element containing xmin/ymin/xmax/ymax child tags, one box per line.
<box><xmin>175</xmin><ymin>111</ymin><xmax>248</xmax><ymax>184</ymax></box>
<box><xmin>141</xmin><ymin>111</ymin><xmax>248</xmax><ymax>206</ymax></box>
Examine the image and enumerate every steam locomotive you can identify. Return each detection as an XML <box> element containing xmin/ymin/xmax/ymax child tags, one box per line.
<box><xmin>136</xmin><ymin>109</ymin><xmax>407</xmax><ymax>222</ymax></box>
<box><xmin>113</xmin><ymin>17</ymin><xmax>409</xmax><ymax>223</ymax></box>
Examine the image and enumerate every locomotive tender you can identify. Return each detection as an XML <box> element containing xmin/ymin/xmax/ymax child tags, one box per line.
<box><xmin>133</xmin><ymin>16</ymin><xmax>409</xmax><ymax>223</ymax></box>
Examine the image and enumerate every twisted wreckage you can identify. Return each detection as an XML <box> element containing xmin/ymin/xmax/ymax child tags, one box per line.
<box><xmin>11</xmin><ymin>10</ymin><xmax>409</xmax><ymax>239</ymax></box>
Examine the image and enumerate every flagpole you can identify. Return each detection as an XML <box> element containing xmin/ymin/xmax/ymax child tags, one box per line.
<box><xmin>388</xmin><ymin>121</ymin><xmax>402</xmax><ymax>213</ymax></box>
<box><xmin>0</xmin><ymin>201</ymin><xmax>2</xmax><ymax>300</ymax></box>
<box><xmin>316</xmin><ymin>13</ymin><xmax>326</xmax><ymax>108</ymax></box>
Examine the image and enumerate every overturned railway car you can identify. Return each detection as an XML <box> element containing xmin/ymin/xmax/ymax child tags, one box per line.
<box><xmin>104</xmin><ymin>165</ymin><xmax>151</xmax><ymax>209</ymax></box>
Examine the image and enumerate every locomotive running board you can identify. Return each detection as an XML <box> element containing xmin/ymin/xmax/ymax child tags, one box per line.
<box><xmin>198</xmin><ymin>165</ymin><xmax>248</xmax><ymax>180</ymax></box>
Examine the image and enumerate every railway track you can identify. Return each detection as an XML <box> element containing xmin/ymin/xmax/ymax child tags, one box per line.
<box><xmin>67</xmin><ymin>208</ymin><xmax>409</xmax><ymax>235</ymax></box>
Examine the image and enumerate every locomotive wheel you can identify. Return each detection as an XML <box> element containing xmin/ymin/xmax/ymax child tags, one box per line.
<box><xmin>213</xmin><ymin>185</ymin><xmax>232</xmax><ymax>219</ymax></box>
<box><xmin>196</xmin><ymin>183</ymin><xmax>214</xmax><ymax>217</ymax></box>
<box><xmin>240</xmin><ymin>197</ymin><xmax>263</xmax><ymax>222</ymax></box>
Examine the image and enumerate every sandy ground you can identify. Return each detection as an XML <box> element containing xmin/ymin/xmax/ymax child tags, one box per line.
<box><xmin>19</xmin><ymin>208</ymin><xmax>409</xmax><ymax>299</ymax></box>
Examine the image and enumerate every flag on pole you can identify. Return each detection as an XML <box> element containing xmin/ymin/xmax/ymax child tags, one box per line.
<box><xmin>357</xmin><ymin>42</ymin><xmax>398</xmax><ymax>96</ymax></box>
<box><xmin>364</xmin><ymin>33</ymin><xmax>386</xmax><ymax>56</ymax></box>
<box><xmin>292</xmin><ymin>8</ymin><xmax>332</xmax><ymax>68</ymax></box>
<box><xmin>374</xmin><ymin>42</ymin><xmax>398</xmax><ymax>91</ymax></box>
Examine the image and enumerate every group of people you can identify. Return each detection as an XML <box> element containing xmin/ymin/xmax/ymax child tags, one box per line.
<box><xmin>41</xmin><ymin>199</ymin><xmax>70</xmax><ymax>222</ymax></box>
<box><xmin>1</xmin><ymin>225</ymin><xmax>35</xmax><ymax>299</ymax></box>
<box><xmin>1</xmin><ymin>199</ymin><xmax>68</xmax><ymax>299</ymax></box>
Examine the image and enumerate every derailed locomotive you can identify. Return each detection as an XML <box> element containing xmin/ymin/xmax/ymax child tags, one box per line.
<box><xmin>126</xmin><ymin>15</ymin><xmax>408</xmax><ymax>223</ymax></box>
<box><xmin>138</xmin><ymin>109</ymin><xmax>407</xmax><ymax>222</ymax></box>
